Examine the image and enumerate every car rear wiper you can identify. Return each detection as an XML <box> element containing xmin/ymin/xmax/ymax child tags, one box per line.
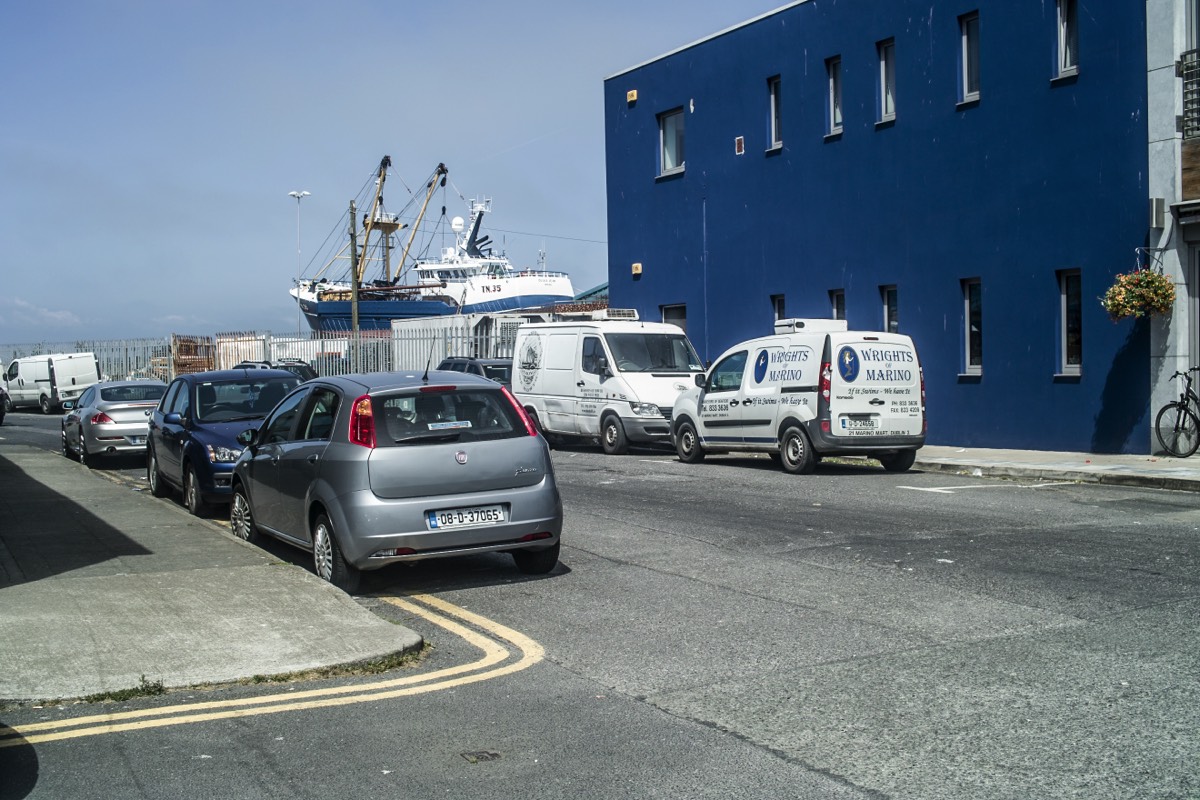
<box><xmin>392</xmin><ymin>432</ymin><xmax>463</xmax><ymax>444</ymax></box>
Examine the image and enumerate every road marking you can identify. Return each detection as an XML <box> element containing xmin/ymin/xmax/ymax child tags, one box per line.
<box><xmin>898</xmin><ymin>481</ymin><xmax>1078</xmax><ymax>494</ymax></box>
<box><xmin>0</xmin><ymin>593</ymin><xmax>542</xmax><ymax>748</ymax></box>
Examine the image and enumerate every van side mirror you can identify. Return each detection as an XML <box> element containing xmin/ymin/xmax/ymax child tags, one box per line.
<box><xmin>694</xmin><ymin>373</ymin><xmax>706</xmax><ymax>388</ymax></box>
<box><xmin>597</xmin><ymin>356</ymin><xmax>609</xmax><ymax>375</ymax></box>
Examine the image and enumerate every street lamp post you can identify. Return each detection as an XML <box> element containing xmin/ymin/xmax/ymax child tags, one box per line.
<box><xmin>288</xmin><ymin>190</ymin><xmax>311</xmax><ymax>336</ymax></box>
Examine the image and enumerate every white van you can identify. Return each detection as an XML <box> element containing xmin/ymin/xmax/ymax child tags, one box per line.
<box><xmin>671</xmin><ymin>319</ymin><xmax>925</xmax><ymax>473</ymax></box>
<box><xmin>4</xmin><ymin>352</ymin><xmax>101</xmax><ymax>414</ymax></box>
<box><xmin>512</xmin><ymin>317</ymin><xmax>705</xmax><ymax>454</ymax></box>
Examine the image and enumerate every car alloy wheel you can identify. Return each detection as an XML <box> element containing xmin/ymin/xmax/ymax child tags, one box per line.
<box><xmin>230</xmin><ymin>488</ymin><xmax>259</xmax><ymax>543</ymax></box>
<box><xmin>312</xmin><ymin>514</ymin><xmax>360</xmax><ymax>593</ymax></box>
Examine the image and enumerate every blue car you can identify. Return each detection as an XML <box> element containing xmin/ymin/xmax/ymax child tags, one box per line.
<box><xmin>147</xmin><ymin>368</ymin><xmax>300</xmax><ymax>516</ymax></box>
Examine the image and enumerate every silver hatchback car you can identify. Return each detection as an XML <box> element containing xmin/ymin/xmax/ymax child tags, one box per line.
<box><xmin>230</xmin><ymin>371</ymin><xmax>563</xmax><ymax>591</ymax></box>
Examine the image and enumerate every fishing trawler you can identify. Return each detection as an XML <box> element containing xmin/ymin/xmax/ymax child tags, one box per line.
<box><xmin>291</xmin><ymin>157</ymin><xmax>576</xmax><ymax>332</ymax></box>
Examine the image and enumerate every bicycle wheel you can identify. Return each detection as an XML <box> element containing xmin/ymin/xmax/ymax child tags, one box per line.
<box><xmin>1154</xmin><ymin>402</ymin><xmax>1200</xmax><ymax>457</ymax></box>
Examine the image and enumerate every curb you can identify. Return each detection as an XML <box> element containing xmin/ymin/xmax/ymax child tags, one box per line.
<box><xmin>914</xmin><ymin>460</ymin><xmax>1200</xmax><ymax>493</ymax></box>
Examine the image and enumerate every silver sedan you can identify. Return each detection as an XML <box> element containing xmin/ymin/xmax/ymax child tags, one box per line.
<box><xmin>61</xmin><ymin>380</ymin><xmax>168</xmax><ymax>466</ymax></box>
<box><xmin>230</xmin><ymin>371</ymin><xmax>563</xmax><ymax>592</ymax></box>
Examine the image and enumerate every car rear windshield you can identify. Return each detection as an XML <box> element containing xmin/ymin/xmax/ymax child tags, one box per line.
<box><xmin>482</xmin><ymin>364</ymin><xmax>511</xmax><ymax>383</ymax></box>
<box><xmin>604</xmin><ymin>333</ymin><xmax>703</xmax><ymax>373</ymax></box>
<box><xmin>195</xmin><ymin>377</ymin><xmax>300</xmax><ymax>422</ymax></box>
<box><xmin>100</xmin><ymin>384</ymin><xmax>166</xmax><ymax>403</ymax></box>
<box><xmin>374</xmin><ymin>388</ymin><xmax>526</xmax><ymax>445</ymax></box>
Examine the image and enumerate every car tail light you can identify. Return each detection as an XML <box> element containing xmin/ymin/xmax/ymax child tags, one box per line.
<box><xmin>349</xmin><ymin>394</ymin><xmax>376</xmax><ymax>449</ymax></box>
<box><xmin>418</xmin><ymin>385</ymin><xmax>456</xmax><ymax>394</ymax></box>
<box><xmin>820</xmin><ymin>361</ymin><xmax>832</xmax><ymax>403</ymax></box>
<box><xmin>501</xmin><ymin>386</ymin><xmax>538</xmax><ymax>437</ymax></box>
<box><xmin>90</xmin><ymin>412</ymin><xmax>115</xmax><ymax>425</ymax></box>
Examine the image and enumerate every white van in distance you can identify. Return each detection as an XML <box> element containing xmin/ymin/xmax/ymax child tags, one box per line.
<box><xmin>4</xmin><ymin>352</ymin><xmax>101</xmax><ymax>414</ymax></box>
<box><xmin>512</xmin><ymin>313</ymin><xmax>705</xmax><ymax>454</ymax></box>
<box><xmin>671</xmin><ymin>319</ymin><xmax>925</xmax><ymax>473</ymax></box>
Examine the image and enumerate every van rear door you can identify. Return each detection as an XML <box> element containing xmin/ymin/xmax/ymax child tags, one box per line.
<box><xmin>826</xmin><ymin>334</ymin><xmax>923</xmax><ymax>438</ymax></box>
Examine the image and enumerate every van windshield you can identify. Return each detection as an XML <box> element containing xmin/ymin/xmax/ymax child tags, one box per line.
<box><xmin>604</xmin><ymin>333</ymin><xmax>703</xmax><ymax>373</ymax></box>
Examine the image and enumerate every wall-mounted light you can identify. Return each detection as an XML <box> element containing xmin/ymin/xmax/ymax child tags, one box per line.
<box><xmin>631</xmin><ymin>262</ymin><xmax>643</xmax><ymax>276</ymax></box>
<box><xmin>627</xmin><ymin>89</ymin><xmax>638</xmax><ymax>104</ymax></box>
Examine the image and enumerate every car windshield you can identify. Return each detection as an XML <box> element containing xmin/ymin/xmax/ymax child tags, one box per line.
<box><xmin>604</xmin><ymin>333</ymin><xmax>703</xmax><ymax>373</ymax></box>
<box><xmin>100</xmin><ymin>384</ymin><xmax>166</xmax><ymax>403</ymax></box>
<box><xmin>194</xmin><ymin>377</ymin><xmax>299</xmax><ymax>422</ymax></box>
<box><xmin>374</xmin><ymin>388</ymin><xmax>525</xmax><ymax>445</ymax></box>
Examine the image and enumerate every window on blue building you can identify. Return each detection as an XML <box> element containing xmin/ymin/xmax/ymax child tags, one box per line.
<box><xmin>1056</xmin><ymin>0</ymin><xmax>1078</xmax><ymax>76</ymax></box>
<box><xmin>881</xmin><ymin>285</ymin><xmax>899</xmax><ymax>333</ymax></box>
<box><xmin>826</xmin><ymin>57</ymin><xmax>843</xmax><ymax>135</ymax></box>
<box><xmin>771</xmin><ymin>294</ymin><xmax>786</xmax><ymax>321</ymax></box>
<box><xmin>659</xmin><ymin>109</ymin><xmax>686</xmax><ymax>175</ymax></box>
<box><xmin>959</xmin><ymin>12</ymin><xmax>981</xmax><ymax>103</ymax></box>
<box><xmin>830</xmin><ymin>289</ymin><xmax>846</xmax><ymax>321</ymax></box>
<box><xmin>1059</xmin><ymin>270</ymin><xmax>1082</xmax><ymax>375</ymax></box>
<box><xmin>878</xmin><ymin>39</ymin><xmax>896</xmax><ymax>122</ymax></box>
<box><xmin>768</xmin><ymin>75</ymin><xmax>783</xmax><ymax>148</ymax></box>
<box><xmin>962</xmin><ymin>279</ymin><xmax>982</xmax><ymax>375</ymax></box>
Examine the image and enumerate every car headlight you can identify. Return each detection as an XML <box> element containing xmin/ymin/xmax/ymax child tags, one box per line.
<box><xmin>206</xmin><ymin>444</ymin><xmax>243</xmax><ymax>463</ymax></box>
<box><xmin>629</xmin><ymin>402</ymin><xmax>662</xmax><ymax>417</ymax></box>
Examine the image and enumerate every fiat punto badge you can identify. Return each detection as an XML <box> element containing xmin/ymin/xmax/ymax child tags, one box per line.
<box><xmin>455</xmin><ymin>451</ymin><xmax>468</xmax><ymax>465</ymax></box>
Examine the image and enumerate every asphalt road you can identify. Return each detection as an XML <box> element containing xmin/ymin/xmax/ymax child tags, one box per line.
<box><xmin>1</xmin><ymin>408</ymin><xmax>1197</xmax><ymax>799</ymax></box>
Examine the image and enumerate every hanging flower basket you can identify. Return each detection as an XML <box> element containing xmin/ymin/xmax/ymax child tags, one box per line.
<box><xmin>1100</xmin><ymin>268</ymin><xmax>1175</xmax><ymax>321</ymax></box>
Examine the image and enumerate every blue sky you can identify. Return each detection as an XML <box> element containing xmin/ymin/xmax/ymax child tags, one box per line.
<box><xmin>0</xmin><ymin>1</ymin><xmax>786</xmax><ymax>344</ymax></box>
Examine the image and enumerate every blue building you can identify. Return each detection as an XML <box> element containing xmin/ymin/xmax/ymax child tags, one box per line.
<box><xmin>604</xmin><ymin>1</ymin><xmax>1200</xmax><ymax>454</ymax></box>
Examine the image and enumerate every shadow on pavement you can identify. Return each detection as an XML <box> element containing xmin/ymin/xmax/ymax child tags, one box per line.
<box><xmin>0</xmin><ymin>721</ymin><xmax>38</xmax><ymax>799</ymax></box>
<box><xmin>0</xmin><ymin>450</ymin><xmax>151</xmax><ymax>586</ymax></box>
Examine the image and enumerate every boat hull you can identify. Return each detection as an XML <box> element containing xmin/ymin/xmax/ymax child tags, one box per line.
<box><xmin>300</xmin><ymin>293</ymin><xmax>571</xmax><ymax>332</ymax></box>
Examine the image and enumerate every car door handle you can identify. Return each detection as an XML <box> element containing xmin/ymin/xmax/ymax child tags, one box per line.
<box><xmin>577</xmin><ymin>381</ymin><xmax>585</xmax><ymax>387</ymax></box>
<box><xmin>307</xmin><ymin>454</ymin><xmax>319</xmax><ymax>464</ymax></box>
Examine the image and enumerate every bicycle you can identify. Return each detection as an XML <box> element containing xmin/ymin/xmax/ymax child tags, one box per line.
<box><xmin>1154</xmin><ymin>366</ymin><xmax>1200</xmax><ymax>457</ymax></box>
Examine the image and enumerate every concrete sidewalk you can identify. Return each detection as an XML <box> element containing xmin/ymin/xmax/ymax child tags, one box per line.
<box><xmin>0</xmin><ymin>445</ymin><xmax>422</xmax><ymax>702</ymax></box>
<box><xmin>915</xmin><ymin>445</ymin><xmax>1200</xmax><ymax>492</ymax></box>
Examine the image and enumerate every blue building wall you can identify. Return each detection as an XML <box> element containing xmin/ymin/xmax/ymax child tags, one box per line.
<box><xmin>604</xmin><ymin>1</ymin><xmax>1152</xmax><ymax>453</ymax></box>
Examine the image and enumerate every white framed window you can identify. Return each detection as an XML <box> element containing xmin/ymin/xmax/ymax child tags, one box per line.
<box><xmin>960</xmin><ymin>12</ymin><xmax>980</xmax><ymax>103</ymax></box>
<box><xmin>878</xmin><ymin>39</ymin><xmax>896</xmax><ymax>122</ymax></box>
<box><xmin>771</xmin><ymin>294</ymin><xmax>786</xmax><ymax>321</ymax></box>
<box><xmin>962</xmin><ymin>278</ymin><xmax>982</xmax><ymax>375</ymax></box>
<box><xmin>881</xmin><ymin>285</ymin><xmax>898</xmax><ymax>333</ymax></box>
<box><xmin>1056</xmin><ymin>0</ymin><xmax>1078</xmax><ymax>76</ymax></box>
<box><xmin>826</xmin><ymin>57</ymin><xmax>843</xmax><ymax>135</ymax></box>
<box><xmin>830</xmin><ymin>289</ymin><xmax>846</xmax><ymax>321</ymax></box>
<box><xmin>1058</xmin><ymin>270</ymin><xmax>1082</xmax><ymax>375</ymax></box>
<box><xmin>768</xmin><ymin>75</ymin><xmax>783</xmax><ymax>148</ymax></box>
<box><xmin>658</xmin><ymin>109</ymin><xmax>685</xmax><ymax>175</ymax></box>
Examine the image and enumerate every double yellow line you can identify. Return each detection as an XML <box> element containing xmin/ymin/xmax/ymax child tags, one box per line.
<box><xmin>0</xmin><ymin>593</ymin><xmax>542</xmax><ymax>749</ymax></box>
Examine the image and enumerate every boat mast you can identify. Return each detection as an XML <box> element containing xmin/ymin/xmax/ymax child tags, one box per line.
<box><xmin>354</xmin><ymin>155</ymin><xmax>401</xmax><ymax>286</ymax></box>
<box><xmin>394</xmin><ymin>163</ymin><xmax>448</xmax><ymax>283</ymax></box>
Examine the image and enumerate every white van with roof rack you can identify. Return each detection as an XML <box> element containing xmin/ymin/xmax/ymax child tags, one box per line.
<box><xmin>671</xmin><ymin>319</ymin><xmax>925</xmax><ymax>473</ymax></box>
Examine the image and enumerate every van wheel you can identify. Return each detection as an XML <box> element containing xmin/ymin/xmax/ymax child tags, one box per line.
<box><xmin>879</xmin><ymin>450</ymin><xmax>916</xmax><ymax>473</ymax></box>
<box><xmin>2</xmin><ymin>396</ymin><xmax>11</xmax><ymax>414</ymax></box>
<box><xmin>601</xmin><ymin>414</ymin><xmax>629</xmax><ymax>455</ymax></box>
<box><xmin>675</xmin><ymin>420</ymin><xmax>705</xmax><ymax>464</ymax></box>
<box><xmin>779</xmin><ymin>425</ymin><xmax>816</xmax><ymax>475</ymax></box>
<box><xmin>40</xmin><ymin>395</ymin><xmax>52</xmax><ymax>414</ymax></box>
